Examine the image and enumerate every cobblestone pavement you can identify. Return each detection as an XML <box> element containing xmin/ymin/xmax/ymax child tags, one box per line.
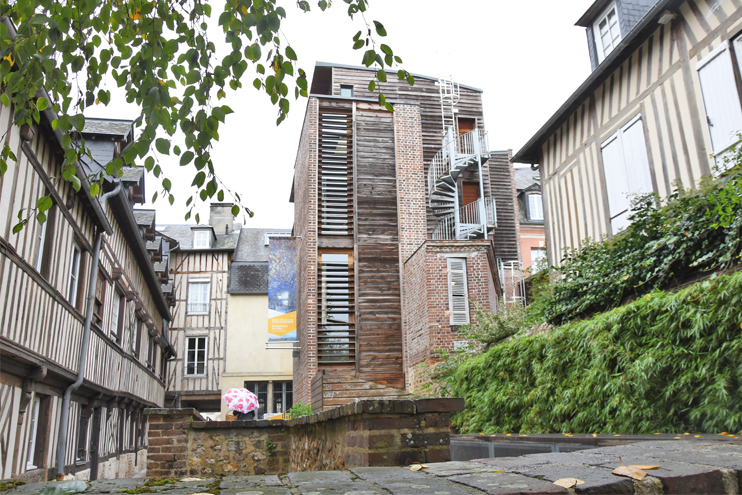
<box><xmin>4</xmin><ymin>440</ymin><xmax>742</xmax><ymax>494</ymax></box>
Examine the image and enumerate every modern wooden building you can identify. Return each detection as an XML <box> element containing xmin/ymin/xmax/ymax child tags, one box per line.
<box><xmin>0</xmin><ymin>111</ymin><xmax>175</xmax><ymax>481</ymax></box>
<box><xmin>158</xmin><ymin>204</ymin><xmax>239</xmax><ymax>415</ymax></box>
<box><xmin>513</xmin><ymin>0</ymin><xmax>742</xmax><ymax>266</ymax></box>
<box><xmin>291</xmin><ymin>63</ymin><xmax>521</xmax><ymax>404</ymax></box>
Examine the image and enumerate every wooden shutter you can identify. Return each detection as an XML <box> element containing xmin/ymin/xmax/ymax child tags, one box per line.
<box><xmin>447</xmin><ymin>258</ymin><xmax>470</xmax><ymax>326</ymax></box>
<box><xmin>621</xmin><ymin>118</ymin><xmax>653</xmax><ymax>197</ymax></box>
<box><xmin>697</xmin><ymin>41</ymin><xmax>742</xmax><ymax>157</ymax></box>
<box><xmin>318</xmin><ymin>110</ymin><xmax>353</xmax><ymax>235</ymax></box>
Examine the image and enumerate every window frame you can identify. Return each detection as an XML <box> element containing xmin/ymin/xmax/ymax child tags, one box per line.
<box><xmin>26</xmin><ymin>396</ymin><xmax>40</xmax><ymax>470</ymax></box>
<box><xmin>76</xmin><ymin>405</ymin><xmax>89</xmax><ymax>463</ymax></box>
<box><xmin>110</xmin><ymin>290</ymin><xmax>126</xmax><ymax>345</ymax></box>
<box><xmin>184</xmin><ymin>336</ymin><xmax>207</xmax><ymax>377</ymax></box>
<box><xmin>527</xmin><ymin>193</ymin><xmax>544</xmax><ymax>221</ymax></box>
<box><xmin>67</xmin><ymin>245</ymin><xmax>81</xmax><ymax>304</ymax></box>
<box><xmin>272</xmin><ymin>380</ymin><xmax>293</xmax><ymax>415</ymax></box>
<box><xmin>244</xmin><ymin>381</ymin><xmax>269</xmax><ymax>419</ymax></box>
<box><xmin>187</xmin><ymin>279</ymin><xmax>211</xmax><ymax>315</ymax></box>
<box><xmin>447</xmin><ymin>257</ymin><xmax>470</xmax><ymax>326</ymax></box>
<box><xmin>192</xmin><ymin>230</ymin><xmax>211</xmax><ymax>249</ymax></box>
<box><xmin>264</xmin><ymin>232</ymin><xmax>291</xmax><ymax>246</ymax></box>
<box><xmin>133</xmin><ymin>318</ymin><xmax>143</xmax><ymax>358</ymax></box>
<box><xmin>93</xmin><ymin>270</ymin><xmax>107</xmax><ymax>327</ymax></box>
<box><xmin>593</xmin><ymin>2</ymin><xmax>621</xmax><ymax>63</ymax></box>
<box><xmin>339</xmin><ymin>84</ymin><xmax>354</xmax><ymax>97</ymax></box>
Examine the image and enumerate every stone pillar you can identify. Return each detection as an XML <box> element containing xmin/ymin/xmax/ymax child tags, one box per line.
<box><xmin>144</xmin><ymin>408</ymin><xmax>202</xmax><ymax>478</ymax></box>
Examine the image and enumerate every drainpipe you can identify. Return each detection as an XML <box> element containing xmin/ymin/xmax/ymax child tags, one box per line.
<box><xmin>56</xmin><ymin>181</ymin><xmax>122</xmax><ymax>480</ymax></box>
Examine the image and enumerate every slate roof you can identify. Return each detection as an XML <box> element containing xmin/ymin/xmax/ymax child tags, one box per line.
<box><xmin>157</xmin><ymin>224</ymin><xmax>239</xmax><ymax>251</ymax></box>
<box><xmin>121</xmin><ymin>167</ymin><xmax>143</xmax><ymax>183</ymax></box>
<box><xmin>82</xmin><ymin>118</ymin><xmax>133</xmax><ymax>138</ymax></box>
<box><xmin>229</xmin><ymin>261</ymin><xmax>269</xmax><ymax>294</ymax></box>
<box><xmin>514</xmin><ymin>168</ymin><xmax>542</xmax><ymax>192</ymax></box>
<box><xmin>134</xmin><ymin>210</ymin><xmax>156</xmax><ymax>227</ymax></box>
<box><xmin>234</xmin><ymin>228</ymin><xmax>292</xmax><ymax>262</ymax></box>
<box><xmin>146</xmin><ymin>238</ymin><xmax>162</xmax><ymax>251</ymax></box>
<box><xmin>153</xmin><ymin>261</ymin><xmax>167</xmax><ymax>273</ymax></box>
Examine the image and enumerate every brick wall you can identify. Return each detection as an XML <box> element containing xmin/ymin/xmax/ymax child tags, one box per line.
<box><xmin>293</xmin><ymin>98</ymin><xmax>319</xmax><ymax>405</ymax></box>
<box><xmin>403</xmin><ymin>241</ymin><xmax>498</xmax><ymax>393</ymax></box>
<box><xmin>145</xmin><ymin>399</ymin><xmax>463</xmax><ymax>477</ymax></box>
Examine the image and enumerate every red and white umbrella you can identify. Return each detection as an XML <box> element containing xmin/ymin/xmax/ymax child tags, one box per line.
<box><xmin>222</xmin><ymin>388</ymin><xmax>259</xmax><ymax>414</ymax></box>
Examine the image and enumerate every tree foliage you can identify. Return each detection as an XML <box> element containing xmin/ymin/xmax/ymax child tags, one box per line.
<box><xmin>0</xmin><ymin>0</ymin><xmax>412</xmax><ymax>228</ymax></box>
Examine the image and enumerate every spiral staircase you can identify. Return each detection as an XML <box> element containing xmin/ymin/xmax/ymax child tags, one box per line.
<box><xmin>428</xmin><ymin>125</ymin><xmax>496</xmax><ymax>240</ymax></box>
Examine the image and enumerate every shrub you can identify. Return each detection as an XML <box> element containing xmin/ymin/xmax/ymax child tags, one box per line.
<box><xmin>287</xmin><ymin>402</ymin><xmax>312</xmax><ymax>419</ymax></box>
<box><xmin>449</xmin><ymin>271</ymin><xmax>742</xmax><ymax>434</ymax></box>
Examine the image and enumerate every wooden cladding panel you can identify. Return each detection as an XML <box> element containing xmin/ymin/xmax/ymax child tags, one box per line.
<box><xmin>316</xmin><ymin>252</ymin><xmax>356</xmax><ymax>365</ymax></box>
<box><xmin>318</xmin><ymin>109</ymin><xmax>354</xmax><ymax>236</ymax></box>
<box><xmin>488</xmin><ymin>152</ymin><xmax>520</xmax><ymax>263</ymax></box>
<box><xmin>354</xmin><ymin>110</ymin><xmax>404</xmax><ymax>389</ymax></box>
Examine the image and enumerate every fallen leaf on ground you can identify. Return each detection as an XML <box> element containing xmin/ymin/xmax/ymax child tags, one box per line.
<box><xmin>554</xmin><ymin>478</ymin><xmax>584</xmax><ymax>488</ymax></box>
<box><xmin>188</xmin><ymin>493</ymin><xmax>213</xmax><ymax>495</ymax></box>
<box><xmin>409</xmin><ymin>463</ymin><xmax>430</xmax><ymax>471</ymax></box>
<box><xmin>612</xmin><ymin>465</ymin><xmax>647</xmax><ymax>480</ymax></box>
<box><xmin>630</xmin><ymin>465</ymin><xmax>661</xmax><ymax>471</ymax></box>
<box><xmin>179</xmin><ymin>478</ymin><xmax>202</xmax><ymax>482</ymax></box>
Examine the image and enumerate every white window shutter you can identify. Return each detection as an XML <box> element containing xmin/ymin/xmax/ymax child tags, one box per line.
<box><xmin>447</xmin><ymin>258</ymin><xmax>470</xmax><ymax>325</ymax></box>
<box><xmin>621</xmin><ymin>118</ymin><xmax>653</xmax><ymax>196</ymax></box>
<box><xmin>698</xmin><ymin>41</ymin><xmax>742</xmax><ymax>156</ymax></box>
<box><xmin>601</xmin><ymin>134</ymin><xmax>631</xmax><ymax>225</ymax></box>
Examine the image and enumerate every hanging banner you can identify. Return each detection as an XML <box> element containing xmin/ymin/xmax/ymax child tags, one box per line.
<box><xmin>268</xmin><ymin>237</ymin><xmax>298</xmax><ymax>341</ymax></box>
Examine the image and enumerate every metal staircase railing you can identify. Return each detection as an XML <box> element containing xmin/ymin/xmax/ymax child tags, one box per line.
<box><xmin>432</xmin><ymin>198</ymin><xmax>497</xmax><ymax>240</ymax></box>
<box><xmin>427</xmin><ymin>128</ymin><xmax>490</xmax><ymax>201</ymax></box>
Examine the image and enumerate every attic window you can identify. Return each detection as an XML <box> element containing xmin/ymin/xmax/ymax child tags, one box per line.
<box><xmin>193</xmin><ymin>230</ymin><xmax>210</xmax><ymax>248</ymax></box>
<box><xmin>594</xmin><ymin>3</ymin><xmax>621</xmax><ymax>63</ymax></box>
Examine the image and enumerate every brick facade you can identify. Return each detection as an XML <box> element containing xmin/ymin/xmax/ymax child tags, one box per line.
<box><xmin>293</xmin><ymin>98</ymin><xmax>319</xmax><ymax>405</ymax></box>
<box><xmin>403</xmin><ymin>240</ymin><xmax>498</xmax><ymax>393</ymax></box>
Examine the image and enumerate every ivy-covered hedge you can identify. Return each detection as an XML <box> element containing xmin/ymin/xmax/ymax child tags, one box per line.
<box><xmin>450</xmin><ymin>270</ymin><xmax>742</xmax><ymax>434</ymax></box>
<box><xmin>546</xmin><ymin>166</ymin><xmax>742</xmax><ymax>325</ymax></box>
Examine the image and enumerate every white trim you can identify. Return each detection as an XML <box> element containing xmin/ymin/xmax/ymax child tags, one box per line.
<box><xmin>593</xmin><ymin>2</ymin><xmax>621</xmax><ymax>63</ymax></box>
<box><xmin>696</xmin><ymin>40</ymin><xmax>731</xmax><ymax>71</ymax></box>
<box><xmin>67</xmin><ymin>245</ymin><xmax>81</xmax><ymax>303</ymax></box>
<box><xmin>35</xmin><ymin>220</ymin><xmax>47</xmax><ymax>272</ymax></box>
<box><xmin>193</xmin><ymin>230</ymin><xmax>211</xmax><ymax>248</ymax></box>
<box><xmin>187</xmin><ymin>280</ymin><xmax>211</xmax><ymax>314</ymax></box>
<box><xmin>184</xmin><ymin>336</ymin><xmax>208</xmax><ymax>377</ymax></box>
<box><xmin>26</xmin><ymin>396</ymin><xmax>40</xmax><ymax>470</ymax></box>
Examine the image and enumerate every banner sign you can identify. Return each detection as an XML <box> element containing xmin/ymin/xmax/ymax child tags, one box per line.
<box><xmin>268</xmin><ymin>237</ymin><xmax>298</xmax><ymax>342</ymax></box>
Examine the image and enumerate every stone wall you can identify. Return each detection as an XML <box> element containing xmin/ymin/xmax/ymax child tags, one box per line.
<box><xmin>145</xmin><ymin>398</ymin><xmax>463</xmax><ymax>478</ymax></box>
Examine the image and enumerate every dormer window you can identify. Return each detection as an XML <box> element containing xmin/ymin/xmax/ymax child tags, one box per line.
<box><xmin>340</xmin><ymin>84</ymin><xmax>354</xmax><ymax>97</ymax></box>
<box><xmin>193</xmin><ymin>230</ymin><xmax>210</xmax><ymax>248</ymax></box>
<box><xmin>594</xmin><ymin>4</ymin><xmax>621</xmax><ymax>63</ymax></box>
<box><xmin>528</xmin><ymin>194</ymin><xmax>544</xmax><ymax>221</ymax></box>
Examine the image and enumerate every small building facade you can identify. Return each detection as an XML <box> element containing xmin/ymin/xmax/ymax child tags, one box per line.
<box><xmin>513</xmin><ymin>167</ymin><xmax>546</xmax><ymax>272</ymax></box>
<box><xmin>221</xmin><ymin>228</ymin><xmax>294</xmax><ymax>420</ymax></box>
<box><xmin>159</xmin><ymin>205</ymin><xmax>238</xmax><ymax>415</ymax></box>
<box><xmin>513</xmin><ymin>0</ymin><xmax>742</xmax><ymax>266</ymax></box>
<box><xmin>0</xmin><ymin>111</ymin><xmax>174</xmax><ymax>481</ymax></box>
<box><xmin>291</xmin><ymin>63</ymin><xmax>521</xmax><ymax>404</ymax></box>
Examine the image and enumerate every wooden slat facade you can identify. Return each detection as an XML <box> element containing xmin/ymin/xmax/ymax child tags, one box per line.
<box><xmin>0</xmin><ymin>102</ymin><xmax>170</xmax><ymax>480</ymax></box>
<box><xmin>524</xmin><ymin>0</ymin><xmax>742</xmax><ymax>266</ymax></box>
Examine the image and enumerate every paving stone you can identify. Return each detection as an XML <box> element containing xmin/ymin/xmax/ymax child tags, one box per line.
<box><xmin>287</xmin><ymin>471</ymin><xmax>353</xmax><ymax>485</ymax></box>
<box><xmin>470</xmin><ymin>457</ymin><xmax>549</xmax><ymax>471</ymax></box>
<box><xmin>421</xmin><ymin>461</ymin><xmax>496</xmax><ymax>477</ymax></box>
<box><xmin>286</xmin><ymin>471</ymin><xmax>383</xmax><ymax>495</ymax></box>
<box><xmin>522</xmin><ymin>452</ymin><xmax>615</xmax><ymax>466</ymax></box>
<box><xmin>349</xmin><ymin>467</ymin><xmax>426</xmax><ymax>481</ymax></box>
<box><xmin>350</xmin><ymin>467</ymin><xmax>481</xmax><ymax>494</ymax></box>
<box><xmin>512</xmin><ymin>464</ymin><xmax>633</xmax><ymax>495</ymax></box>
<box><xmin>596</xmin><ymin>457</ymin><xmax>728</xmax><ymax>495</ymax></box>
<box><xmin>220</xmin><ymin>475</ymin><xmax>290</xmax><ymax>495</ymax></box>
<box><xmin>447</xmin><ymin>472</ymin><xmax>568</xmax><ymax>494</ymax></box>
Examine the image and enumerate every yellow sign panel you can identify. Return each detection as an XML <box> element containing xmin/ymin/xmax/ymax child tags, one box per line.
<box><xmin>269</xmin><ymin>311</ymin><xmax>296</xmax><ymax>338</ymax></box>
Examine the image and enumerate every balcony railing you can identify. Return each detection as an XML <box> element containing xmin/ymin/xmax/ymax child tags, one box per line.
<box><xmin>188</xmin><ymin>303</ymin><xmax>209</xmax><ymax>314</ymax></box>
<box><xmin>432</xmin><ymin>198</ymin><xmax>497</xmax><ymax>240</ymax></box>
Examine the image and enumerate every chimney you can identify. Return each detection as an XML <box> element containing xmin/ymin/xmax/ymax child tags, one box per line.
<box><xmin>209</xmin><ymin>203</ymin><xmax>234</xmax><ymax>235</ymax></box>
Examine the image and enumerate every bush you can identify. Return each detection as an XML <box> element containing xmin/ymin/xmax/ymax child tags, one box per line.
<box><xmin>287</xmin><ymin>402</ymin><xmax>312</xmax><ymax>419</ymax></box>
<box><xmin>545</xmin><ymin>165</ymin><xmax>742</xmax><ymax>325</ymax></box>
<box><xmin>449</xmin><ymin>270</ymin><xmax>742</xmax><ymax>434</ymax></box>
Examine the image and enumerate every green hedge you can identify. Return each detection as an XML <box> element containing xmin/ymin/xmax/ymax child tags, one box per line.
<box><xmin>450</xmin><ymin>270</ymin><xmax>742</xmax><ymax>434</ymax></box>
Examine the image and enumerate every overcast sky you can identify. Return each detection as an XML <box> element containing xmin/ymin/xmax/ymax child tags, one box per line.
<box><xmin>85</xmin><ymin>0</ymin><xmax>596</xmax><ymax>228</ymax></box>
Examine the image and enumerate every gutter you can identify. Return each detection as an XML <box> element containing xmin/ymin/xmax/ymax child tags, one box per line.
<box><xmin>55</xmin><ymin>181</ymin><xmax>121</xmax><ymax>479</ymax></box>
<box><xmin>0</xmin><ymin>16</ymin><xmax>113</xmax><ymax>235</ymax></box>
<box><xmin>511</xmin><ymin>0</ymin><xmax>677</xmax><ymax>165</ymax></box>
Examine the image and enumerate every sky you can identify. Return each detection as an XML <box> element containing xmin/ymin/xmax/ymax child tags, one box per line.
<box><xmin>85</xmin><ymin>0</ymin><xmax>596</xmax><ymax>229</ymax></box>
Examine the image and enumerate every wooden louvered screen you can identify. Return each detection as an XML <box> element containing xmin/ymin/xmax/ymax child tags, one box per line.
<box><xmin>317</xmin><ymin>251</ymin><xmax>355</xmax><ymax>364</ymax></box>
<box><xmin>447</xmin><ymin>257</ymin><xmax>470</xmax><ymax>326</ymax></box>
<box><xmin>318</xmin><ymin>111</ymin><xmax>353</xmax><ymax>235</ymax></box>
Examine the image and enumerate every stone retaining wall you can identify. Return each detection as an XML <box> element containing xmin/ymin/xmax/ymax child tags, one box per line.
<box><xmin>144</xmin><ymin>398</ymin><xmax>463</xmax><ymax>478</ymax></box>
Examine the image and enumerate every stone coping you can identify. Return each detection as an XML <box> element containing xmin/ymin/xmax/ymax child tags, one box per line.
<box><xmin>148</xmin><ymin>398</ymin><xmax>464</xmax><ymax>430</ymax></box>
<box><xmin>453</xmin><ymin>432</ymin><xmax>742</xmax><ymax>446</ymax></box>
<box><xmin>144</xmin><ymin>407</ymin><xmax>206</xmax><ymax>421</ymax></box>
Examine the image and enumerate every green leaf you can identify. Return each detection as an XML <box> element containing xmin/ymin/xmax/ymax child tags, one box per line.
<box><xmin>368</xmin><ymin>80</ymin><xmax>376</xmax><ymax>92</ymax></box>
<box><xmin>373</xmin><ymin>21</ymin><xmax>387</xmax><ymax>37</ymax></box>
<box><xmin>217</xmin><ymin>190</ymin><xmax>224</xmax><ymax>201</ymax></box>
<box><xmin>12</xmin><ymin>222</ymin><xmax>24</xmax><ymax>234</ymax></box>
<box><xmin>231</xmin><ymin>204</ymin><xmax>240</xmax><ymax>216</ymax></box>
<box><xmin>36</xmin><ymin>97</ymin><xmax>50</xmax><ymax>111</ymax></box>
<box><xmin>286</xmin><ymin>46</ymin><xmax>297</xmax><ymax>60</ymax></box>
<box><xmin>180</xmin><ymin>151</ymin><xmax>194</xmax><ymax>166</ymax></box>
<box><xmin>68</xmin><ymin>114</ymin><xmax>85</xmax><ymax>132</ymax></box>
<box><xmin>89</xmin><ymin>183</ymin><xmax>100</xmax><ymax>197</ymax></box>
<box><xmin>70</xmin><ymin>175</ymin><xmax>81</xmax><ymax>192</ymax></box>
<box><xmin>163</xmin><ymin>178</ymin><xmax>171</xmax><ymax>191</ymax></box>
<box><xmin>377</xmin><ymin>70</ymin><xmax>387</xmax><ymax>83</ymax></box>
<box><xmin>0</xmin><ymin>94</ymin><xmax>8</xmax><ymax>107</ymax></box>
<box><xmin>37</xmin><ymin>196</ymin><xmax>53</xmax><ymax>212</ymax></box>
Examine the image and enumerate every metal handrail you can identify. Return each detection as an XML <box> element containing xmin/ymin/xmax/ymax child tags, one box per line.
<box><xmin>427</xmin><ymin>128</ymin><xmax>490</xmax><ymax>200</ymax></box>
<box><xmin>431</xmin><ymin>198</ymin><xmax>497</xmax><ymax>240</ymax></box>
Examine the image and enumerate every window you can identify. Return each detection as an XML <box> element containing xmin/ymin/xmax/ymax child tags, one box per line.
<box><xmin>317</xmin><ymin>251</ymin><xmax>355</xmax><ymax>364</ymax></box>
<box><xmin>67</xmin><ymin>246</ymin><xmax>81</xmax><ymax>304</ymax></box>
<box><xmin>26</xmin><ymin>396</ymin><xmax>40</xmax><ymax>470</ymax></box>
<box><xmin>264</xmin><ymin>232</ymin><xmax>291</xmax><ymax>245</ymax></box>
<box><xmin>193</xmin><ymin>230</ymin><xmax>210</xmax><ymax>248</ymax></box>
<box><xmin>600</xmin><ymin>115</ymin><xmax>654</xmax><ymax>234</ymax></box>
<box><xmin>35</xmin><ymin>220</ymin><xmax>47</xmax><ymax>272</ymax></box>
<box><xmin>35</xmin><ymin>203</ymin><xmax>56</xmax><ymax>278</ymax></box>
<box><xmin>160</xmin><ymin>350</ymin><xmax>167</xmax><ymax>380</ymax></box>
<box><xmin>93</xmin><ymin>271</ymin><xmax>106</xmax><ymax>327</ymax></box>
<box><xmin>527</xmin><ymin>194</ymin><xmax>544</xmax><ymax>221</ymax></box>
<box><xmin>339</xmin><ymin>84</ymin><xmax>353</xmax><ymax>97</ymax></box>
<box><xmin>447</xmin><ymin>257</ymin><xmax>470</xmax><ymax>326</ymax></box>
<box><xmin>531</xmin><ymin>248</ymin><xmax>547</xmax><ymax>267</ymax></box>
<box><xmin>133</xmin><ymin>318</ymin><xmax>143</xmax><ymax>358</ymax></box>
<box><xmin>697</xmin><ymin>39</ymin><xmax>742</xmax><ymax>167</ymax></box>
<box><xmin>594</xmin><ymin>4</ymin><xmax>621</xmax><ymax>63</ymax></box>
<box><xmin>110</xmin><ymin>292</ymin><xmax>125</xmax><ymax>344</ymax></box>
<box><xmin>244</xmin><ymin>381</ymin><xmax>268</xmax><ymax>419</ymax></box>
<box><xmin>147</xmin><ymin>335</ymin><xmax>156</xmax><ymax>370</ymax></box>
<box><xmin>185</xmin><ymin>336</ymin><xmax>207</xmax><ymax>376</ymax></box>
<box><xmin>272</xmin><ymin>381</ymin><xmax>293</xmax><ymax>414</ymax></box>
<box><xmin>76</xmin><ymin>406</ymin><xmax>89</xmax><ymax>462</ymax></box>
<box><xmin>187</xmin><ymin>280</ymin><xmax>210</xmax><ymax>314</ymax></box>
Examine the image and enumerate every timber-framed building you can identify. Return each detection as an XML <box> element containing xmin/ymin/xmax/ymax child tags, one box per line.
<box><xmin>0</xmin><ymin>111</ymin><xmax>175</xmax><ymax>480</ymax></box>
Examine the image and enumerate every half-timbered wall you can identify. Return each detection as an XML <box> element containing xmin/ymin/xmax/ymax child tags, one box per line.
<box><xmin>538</xmin><ymin>0</ymin><xmax>740</xmax><ymax>265</ymax></box>
<box><xmin>0</xmin><ymin>102</ymin><xmax>168</xmax><ymax>480</ymax></box>
<box><xmin>167</xmin><ymin>251</ymin><xmax>230</xmax><ymax>401</ymax></box>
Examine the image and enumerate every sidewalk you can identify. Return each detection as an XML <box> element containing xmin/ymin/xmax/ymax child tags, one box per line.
<box><xmin>4</xmin><ymin>439</ymin><xmax>741</xmax><ymax>494</ymax></box>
